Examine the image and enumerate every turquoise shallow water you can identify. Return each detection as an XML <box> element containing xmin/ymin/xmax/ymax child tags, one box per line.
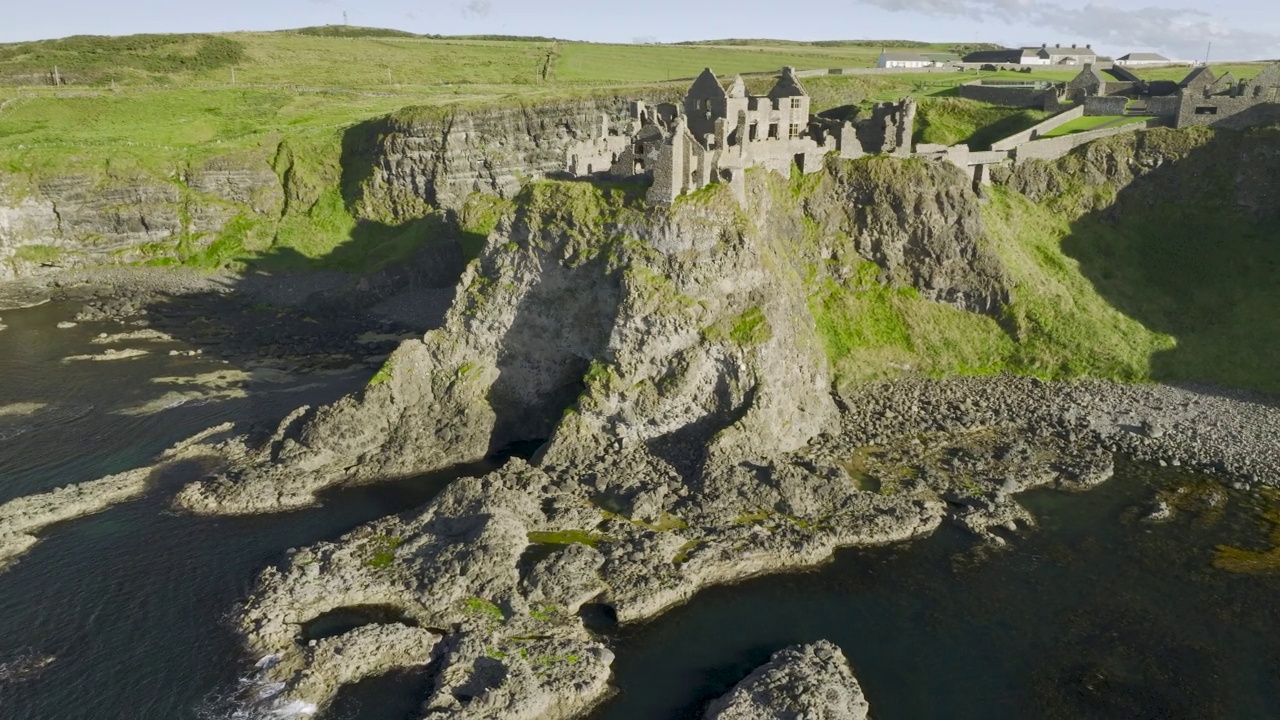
<box><xmin>2</xmin><ymin>300</ymin><xmax>1278</xmax><ymax>720</ymax></box>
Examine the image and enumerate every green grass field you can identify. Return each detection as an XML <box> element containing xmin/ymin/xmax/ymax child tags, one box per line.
<box><xmin>1128</xmin><ymin>63</ymin><xmax>1269</xmax><ymax>83</ymax></box>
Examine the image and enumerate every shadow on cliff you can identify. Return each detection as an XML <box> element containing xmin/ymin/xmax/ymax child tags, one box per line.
<box><xmin>124</xmin><ymin>118</ymin><xmax>479</xmax><ymax>376</ymax></box>
<box><xmin>1052</xmin><ymin>127</ymin><xmax>1280</xmax><ymax>396</ymax></box>
<box><xmin>481</xmin><ymin>199</ymin><xmax>627</xmax><ymax>453</ymax></box>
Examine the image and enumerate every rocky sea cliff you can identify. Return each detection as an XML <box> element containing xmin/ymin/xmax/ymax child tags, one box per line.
<box><xmin>3</xmin><ymin>118</ymin><xmax>1280</xmax><ymax>719</ymax></box>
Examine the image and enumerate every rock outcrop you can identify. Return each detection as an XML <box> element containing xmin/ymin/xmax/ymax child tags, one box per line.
<box><xmin>704</xmin><ymin>640</ymin><xmax>870</xmax><ymax>720</ymax></box>
<box><xmin>0</xmin><ymin>423</ymin><xmax>232</xmax><ymax>572</ymax></box>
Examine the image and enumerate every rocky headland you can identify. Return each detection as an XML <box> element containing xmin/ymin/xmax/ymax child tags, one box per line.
<box><xmin>6</xmin><ymin>121</ymin><xmax>1280</xmax><ymax>718</ymax></box>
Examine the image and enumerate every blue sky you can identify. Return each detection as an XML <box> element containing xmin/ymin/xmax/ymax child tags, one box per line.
<box><xmin>2</xmin><ymin>0</ymin><xmax>1278</xmax><ymax>60</ymax></box>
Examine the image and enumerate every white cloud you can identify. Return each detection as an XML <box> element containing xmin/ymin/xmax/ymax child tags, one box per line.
<box><xmin>462</xmin><ymin>0</ymin><xmax>493</xmax><ymax>18</ymax></box>
<box><xmin>860</xmin><ymin>0</ymin><xmax>1280</xmax><ymax>59</ymax></box>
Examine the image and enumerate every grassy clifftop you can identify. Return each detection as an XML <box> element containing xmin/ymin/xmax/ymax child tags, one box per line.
<box><xmin>800</xmin><ymin>126</ymin><xmax>1280</xmax><ymax>395</ymax></box>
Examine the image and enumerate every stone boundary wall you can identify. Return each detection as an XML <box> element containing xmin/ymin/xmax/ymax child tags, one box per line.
<box><xmin>1084</xmin><ymin>96</ymin><xmax>1130</xmax><ymax>116</ymax></box>
<box><xmin>1102</xmin><ymin>81</ymin><xmax>1141</xmax><ymax>97</ymax></box>
<box><xmin>1014</xmin><ymin>118</ymin><xmax>1164</xmax><ymax>161</ymax></box>
<box><xmin>794</xmin><ymin>67</ymin><xmax>969</xmax><ymax>78</ymax></box>
<box><xmin>957</xmin><ymin>83</ymin><xmax>1055</xmax><ymax>108</ymax></box>
<box><xmin>991</xmin><ymin>105</ymin><xmax>1085</xmax><ymax>151</ymax></box>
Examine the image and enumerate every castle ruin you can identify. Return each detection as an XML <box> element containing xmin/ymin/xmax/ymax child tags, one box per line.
<box><xmin>566</xmin><ymin>67</ymin><xmax>916</xmax><ymax>205</ymax></box>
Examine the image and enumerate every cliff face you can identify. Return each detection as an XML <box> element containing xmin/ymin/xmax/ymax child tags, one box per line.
<box><xmin>353</xmin><ymin>97</ymin><xmax>655</xmax><ymax>215</ymax></box>
<box><xmin>0</xmin><ymin>160</ymin><xmax>282</xmax><ymax>280</ymax></box>
<box><xmin>0</xmin><ymin>96</ymin><xmax>658</xmax><ymax>280</ymax></box>
<box><xmin>1002</xmin><ymin>125</ymin><xmax>1280</xmax><ymax>222</ymax></box>
<box><xmin>176</xmin><ymin>154</ymin><xmax>1008</xmax><ymax>514</ymax></box>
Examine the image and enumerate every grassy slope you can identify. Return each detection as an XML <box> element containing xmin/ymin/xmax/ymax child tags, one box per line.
<box><xmin>810</xmin><ymin>127</ymin><xmax>1280</xmax><ymax>396</ymax></box>
<box><xmin>913</xmin><ymin>97</ymin><xmax>1053</xmax><ymax>148</ymax></box>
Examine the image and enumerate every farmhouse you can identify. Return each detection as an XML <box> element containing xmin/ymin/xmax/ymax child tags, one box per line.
<box><xmin>876</xmin><ymin>50</ymin><xmax>956</xmax><ymax>68</ymax></box>
<box><xmin>877</xmin><ymin>50</ymin><xmax>931</xmax><ymax>69</ymax></box>
<box><xmin>1116</xmin><ymin>52</ymin><xmax>1172</xmax><ymax>66</ymax></box>
<box><xmin>963</xmin><ymin>43</ymin><xmax>1096</xmax><ymax>66</ymax></box>
<box><xmin>1045</xmin><ymin>44</ymin><xmax>1097</xmax><ymax>65</ymax></box>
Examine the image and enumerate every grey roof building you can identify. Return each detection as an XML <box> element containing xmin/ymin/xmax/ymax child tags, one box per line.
<box><xmin>1117</xmin><ymin>52</ymin><xmax>1172</xmax><ymax>65</ymax></box>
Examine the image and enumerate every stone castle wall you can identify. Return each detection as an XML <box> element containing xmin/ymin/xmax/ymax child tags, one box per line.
<box><xmin>1084</xmin><ymin>96</ymin><xmax>1130</xmax><ymax>116</ymax></box>
<box><xmin>1014</xmin><ymin>118</ymin><xmax>1164</xmax><ymax>161</ymax></box>
<box><xmin>990</xmin><ymin>106</ymin><xmax>1084</xmax><ymax>151</ymax></box>
<box><xmin>957</xmin><ymin>84</ymin><xmax>1056</xmax><ymax>108</ymax></box>
<box><xmin>1176</xmin><ymin>95</ymin><xmax>1280</xmax><ymax>129</ymax></box>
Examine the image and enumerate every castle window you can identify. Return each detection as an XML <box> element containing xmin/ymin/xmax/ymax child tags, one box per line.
<box><xmin>749</xmin><ymin>122</ymin><xmax>759</xmax><ymax>141</ymax></box>
<box><xmin>635</xmin><ymin>142</ymin><xmax>645</xmax><ymax>154</ymax></box>
<box><xmin>1194</xmin><ymin>106</ymin><xmax>1219</xmax><ymax>115</ymax></box>
<box><xmin>768</xmin><ymin>123</ymin><xmax>779</xmax><ymax>139</ymax></box>
<box><xmin>788</xmin><ymin>123</ymin><xmax>801</xmax><ymax>139</ymax></box>
<box><xmin>791</xmin><ymin>97</ymin><xmax>802</xmax><ymax>109</ymax></box>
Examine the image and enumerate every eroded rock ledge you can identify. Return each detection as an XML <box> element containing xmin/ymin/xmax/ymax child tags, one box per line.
<box><xmin>0</xmin><ymin>423</ymin><xmax>232</xmax><ymax>573</ymax></box>
<box><xmin>705</xmin><ymin>640</ymin><xmax>870</xmax><ymax>720</ymax></box>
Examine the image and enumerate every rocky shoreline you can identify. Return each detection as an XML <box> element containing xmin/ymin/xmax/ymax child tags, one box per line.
<box><xmin>0</xmin><ymin>423</ymin><xmax>232</xmax><ymax>573</ymax></box>
<box><xmin>210</xmin><ymin>370</ymin><xmax>1279</xmax><ymax>720</ymax></box>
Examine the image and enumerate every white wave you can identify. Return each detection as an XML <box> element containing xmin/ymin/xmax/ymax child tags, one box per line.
<box><xmin>254</xmin><ymin>682</ymin><xmax>286</xmax><ymax>701</ymax></box>
<box><xmin>267</xmin><ymin>700</ymin><xmax>318</xmax><ymax>717</ymax></box>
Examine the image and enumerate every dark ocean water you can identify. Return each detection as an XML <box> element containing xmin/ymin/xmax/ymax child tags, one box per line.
<box><xmin>1</xmin><ymin>300</ymin><xmax>1278</xmax><ymax>720</ymax></box>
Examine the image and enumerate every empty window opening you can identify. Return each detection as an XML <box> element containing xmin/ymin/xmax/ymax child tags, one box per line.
<box><xmin>1194</xmin><ymin>106</ymin><xmax>1219</xmax><ymax>115</ymax></box>
<box><xmin>768</xmin><ymin>123</ymin><xmax>779</xmax><ymax>139</ymax></box>
<box><xmin>634</xmin><ymin>143</ymin><xmax>645</xmax><ymax>154</ymax></box>
<box><xmin>634</xmin><ymin>159</ymin><xmax>645</xmax><ymax>173</ymax></box>
<box><xmin>749</xmin><ymin>122</ymin><xmax>759</xmax><ymax>141</ymax></box>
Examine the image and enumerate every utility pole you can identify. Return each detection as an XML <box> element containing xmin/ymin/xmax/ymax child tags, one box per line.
<box><xmin>53</xmin><ymin>65</ymin><xmax>61</xmax><ymax>86</ymax></box>
<box><xmin>231</xmin><ymin>68</ymin><xmax>237</xmax><ymax>85</ymax></box>
<box><xmin>343</xmin><ymin>10</ymin><xmax>348</xmax><ymax>26</ymax></box>
<box><xmin>1203</xmin><ymin>41</ymin><xmax>1212</xmax><ymax>66</ymax></box>
<box><xmin>387</xmin><ymin>67</ymin><xmax>393</xmax><ymax>86</ymax></box>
